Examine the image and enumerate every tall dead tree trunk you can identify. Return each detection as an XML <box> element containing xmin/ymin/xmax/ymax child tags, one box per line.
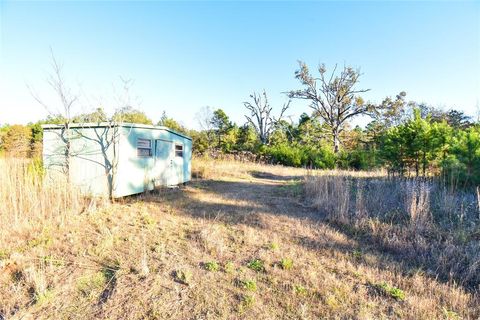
<box><xmin>243</xmin><ymin>90</ymin><xmax>290</xmax><ymax>145</ymax></box>
<box><xmin>332</xmin><ymin>127</ymin><xmax>340</xmax><ymax>154</ymax></box>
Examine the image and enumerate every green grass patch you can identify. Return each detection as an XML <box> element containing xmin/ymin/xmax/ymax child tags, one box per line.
<box><xmin>374</xmin><ymin>282</ymin><xmax>406</xmax><ymax>301</ymax></box>
<box><xmin>294</xmin><ymin>285</ymin><xmax>308</xmax><ymax>296</ymax></box>
<box><xmin>266</xmin><ymin>242</ymin><xmax>279</xmax><ymax>251</ymax></box>
<box><xmin>247</xmin><ymin>259</ymin><xmax>264</xmax><ymax>272</ymax></box>
<box><xmin>204</xmin><ymin>261</ymin><xmax>219</xmax><ymax>272</ymax></box>
<box><xmin>280</xmin><ymin>258</ymin><xmax>293</xmax><ymax>270</ymax></box>
<box><xmin>224</xmin><ymin>261</ymin><xmax>235</xmax><ymax>274</ymax></box>
<box><xmin>77</xmin><ymin>272</ymin><xmax>108</xmax><ymax>299</ymax></box>
<box><xmin>239</xmin><ymin>279</ymin><xmax>257</xmax><ymax>291</ymax></box>
<box><xmin>238</xmin><ymin>294</ymin><xmax>255</xmax><ymax>313</ymax></box>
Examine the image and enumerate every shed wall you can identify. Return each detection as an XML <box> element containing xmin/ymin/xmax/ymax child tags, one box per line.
<box><xmin>43</xmin><ymin>124</ymin><xmax>192</xmax><ymax>198</ymax></box>
<box><xmin>43</xmin><ymin>126</ymin><xmax>117</xmax><ymax>197</ymax></box>
<box><xmin>114</xmin><ymin>126</ymin><xmax>192</xmax><ymax>197</ymax></box>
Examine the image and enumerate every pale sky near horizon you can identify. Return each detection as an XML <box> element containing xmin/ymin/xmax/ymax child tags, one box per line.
<box><xmin>1</xmin><ymin>1</ymin><xmax>479</xmax><ymax>129</ymax></box>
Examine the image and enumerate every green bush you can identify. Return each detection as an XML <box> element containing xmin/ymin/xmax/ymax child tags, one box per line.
<box><xmin>303</xmin><ymin>146</ymin><xmax>336</xmax><ymax>169</ymax></box>
<box><xmin>265</xmin><ymin>144</ymin><xmax>304</xmax><ymax>167</ymax></box>
<box><xmin>337</xmin><ymin>149</ymin><xmax>373</xmax><ymax>170</ymax></box>
<box><xmin>264</xmin><ymin>144</ymin><xmax>335</xmax><ymax>169</ymax></box>
<box><xmin>441</xmin><ymin>126</ymin><xmax>480</xmax><ymax>186</ymax></box>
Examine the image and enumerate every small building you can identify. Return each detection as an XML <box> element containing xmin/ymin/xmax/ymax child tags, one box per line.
<box><xmin>42</xmin><ymin>122</ymin><xmax>192</xmax><ymax>198</ymax></box>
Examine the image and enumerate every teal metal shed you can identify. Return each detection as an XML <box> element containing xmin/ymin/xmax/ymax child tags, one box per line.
<box><xmin>42</xmin><ymin>123</ymin><xmax>192</xmax><ymax>198</ymax></box>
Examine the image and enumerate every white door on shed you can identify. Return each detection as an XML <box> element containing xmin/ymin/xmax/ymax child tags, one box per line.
<box><xmin>154</xmin><ymin>140</ymin><xmax>174</xmax><ymax>186</ymax></box>
<box><xmin>172</xmin><ymin>143</ymin><xmax>184</xmax><ymax>184</ymax></box>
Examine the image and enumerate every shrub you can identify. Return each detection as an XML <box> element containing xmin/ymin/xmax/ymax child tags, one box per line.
<box><xmin>264</xmin><ymin>144</ymin><xmax>336</xmax><ymax>169</ymax></box>
<box><xmin>265</xmin><ymin>144</ymin><xmax>304</xmax><ymax>167</ymax></box>
<box><xmin>303</xmin><ymin>146</ymin><xmax>336</xmax><ymax>169</ymax></box>
<box><xmin>337</xmin><ymin>149</ymin><xmax>373</xmax><ymax>170</ymax></box>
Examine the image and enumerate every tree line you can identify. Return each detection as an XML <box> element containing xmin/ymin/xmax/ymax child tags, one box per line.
<box><xmin>1</xmin><ymin>61</ymin><xmax>478</xmax><ymax>186</ymax></box>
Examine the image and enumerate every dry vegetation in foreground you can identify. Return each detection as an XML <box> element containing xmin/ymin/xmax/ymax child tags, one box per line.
<box><xmin>0</xmin><ymin>157</ymin><xmax>479</xmax><ymax>319</ymax></box>
<box><xmin>305</xmin><ymin>172</ymin><xmax>480</xmax><ymax>291</ymax></box>
<box><xmin>0</xmin><ymin>158</ymin><xmax>86</xmax><ymax>233</ymax></box>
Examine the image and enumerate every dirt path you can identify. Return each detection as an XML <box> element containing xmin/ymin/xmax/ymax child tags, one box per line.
<box><xmin>155</xmin><ymin>170</ymin><xmax>319</xmax><ymax>227</ymax></box>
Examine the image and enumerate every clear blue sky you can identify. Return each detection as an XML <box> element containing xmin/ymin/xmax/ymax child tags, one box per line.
<box><xmin>1</xmin><ymin>1</ymin><xmax>479</xmax><ymax>128</ymax></box>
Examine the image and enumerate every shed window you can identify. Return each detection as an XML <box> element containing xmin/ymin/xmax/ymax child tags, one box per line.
<box><xmin>175</xmin><ymin>144</ymin><xmax>183</xmax><ymax>158</ymax></box>
<box><xmin>137</xmin><ymin>138</ymin><xmax>152</xmax><ymax>157</ymax></box>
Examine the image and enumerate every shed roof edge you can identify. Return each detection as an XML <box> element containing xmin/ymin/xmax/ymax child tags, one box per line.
<box><xmin>41</xmin><ymin>122</ymin><xmax>192</xmax><ymax>140</ymax></box>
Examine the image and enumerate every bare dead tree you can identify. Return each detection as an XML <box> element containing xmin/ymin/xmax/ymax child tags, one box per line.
<box><xmin>112</xmin><ymin>77</ymin><xmax>138</xmax><ymax>111</ymax></box>
<box><xmin>195</xmin><ymin>106</ymin><xmax>215</xmax><ymax>148</ymax></box>
<box><xmin>61</xmin><ymin>78</ymin><xmax>137</xmax><ymax>200</ymax></box>
<box><xmin>243</xmin><ymin>90</ymin><xmax>290</xmax><ymax>145</ymax></box>
<box><xmin>196</xmin><ymin>106</ymin><xmax>214</xmax><ymax>131</ymax></box>
<box><xmin>28</xmin><ymin>49</ymin><xmax>80</xmax><ymax>180</ymax></box>
<box><xmin>29</xmin><ymin>52</ymin><xmax>136</xmax><ymax>199</ymax></box>
<box><xmin>105</xmin><ymin>77</ymin><xmax>138</xmax><ymax>199</ymax></box>
<box><xmin>287</xmin><ymin>61</ymin><xmax>372</xmax><ymax>153</ymax></box>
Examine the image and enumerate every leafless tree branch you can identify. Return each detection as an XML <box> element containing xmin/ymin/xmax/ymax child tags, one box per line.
<box><xmin>287</xmin><ymin>61</ymin><xmax>372</xmax><ymax>153</ymax></box>
<box><xmin>243</xmin><ymin>90</ymin><xmax>290</xmax><ymax>145</ymax></box>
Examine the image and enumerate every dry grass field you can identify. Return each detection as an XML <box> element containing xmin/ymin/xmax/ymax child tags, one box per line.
<box><xmin>0</xmin><ymin>157</ymin><xmax>479</xmax><ymax>319</ymax></box>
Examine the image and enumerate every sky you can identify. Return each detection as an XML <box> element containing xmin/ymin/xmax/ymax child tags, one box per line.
<box><xmin>0</xmin><ymin>1</ymin><xmax>479</xmax><ymax>129</ymax></box>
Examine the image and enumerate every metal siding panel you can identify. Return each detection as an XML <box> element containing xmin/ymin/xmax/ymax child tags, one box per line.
<box><xmin>69</xmin><ymin>127</ymin><xmax>115</xmax><ymax>197</ymax></box>
<box><xmin>43</xmin><ymin>127</ymin><xmax>117</xmax><ymax>197</ymax></box>
<box><xmin>115</xmin><ymin>126</ymin><xmax>156</xmax><ymax>197</ymax></box>
<box><xmin>43</xmin><ymin>129</ymin><xmax>67</xmax><ymax>176</ymax></box>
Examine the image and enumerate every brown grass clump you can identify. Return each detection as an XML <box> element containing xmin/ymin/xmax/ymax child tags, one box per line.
<box><xmin>305</xmin><ymin>173</ymin><xmax>480</xmax><ymax>290</ymax></box>
<box><xmin>0</xmin><ymin>157</ymin><xmax>479</xmax><ymax>319</ymax></box>
<box><xmin>0</xmin><ymin>158</ymin><xmax>87</xmax><ymax>239</ymax></box>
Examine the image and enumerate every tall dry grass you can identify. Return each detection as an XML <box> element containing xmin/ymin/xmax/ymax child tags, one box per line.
<box><xmin>305</xmin><ymin>173</ymin><xmax>480</xmax><ymax>290</ymax></box>
<box><xmin>1</xmin><ymin>157</ymin><xmax>479</xmax><ymax>318</ymax></box>
<box><xmin>0</xmin><ymin>158</ymin><xmax>85</xmax><ymax>236</ymax></box>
